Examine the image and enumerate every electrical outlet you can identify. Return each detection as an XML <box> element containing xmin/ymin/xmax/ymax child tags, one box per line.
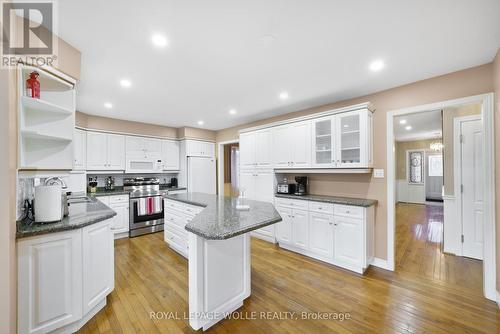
<box><xmin>373</xmin><ymin>169</ymin><xmax>384</xmax><ymax>178</ymax></box>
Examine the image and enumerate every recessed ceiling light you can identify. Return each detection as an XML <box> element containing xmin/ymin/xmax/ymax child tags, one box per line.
<box><xmin>151</xmin><ymin>34</ymin><xmax>168</xmax><ymax>47</ymax></box>
<box><xmin>197</xmin><ymin>120</ymin><xmax>204</xmax><ymax>126</ymax></box>
<box><xmin>229</xmin><ymin>109</ymin><xmax>237</xmax><ymax>115</ymax></box>
<box><xmin>279</xmin><ymin>91</ymin><xmax>289</xmax><ymax>100</ymax></box>
<box><xmin>369</xmin><ymin>59</ymin><xmax>385</xmax><ymax>72</ymax></box>
<box><xmin>399</xmin><ymin>119</ymin><xmax>407</xmax><ymax>125</ymax></box>
<box><xmin>119</xmin><ymin>79</ymin><xmax>132</xmax><ymax>87</ymax></box>
<box><xmin>405</xmin><ymin>125</ymin><xmax>412</xmax><ymax>130</ymax></box>
<box><xmin>343</xmin><ymin>124</ymin><xmax>349</xmax><ymax>128</ymax></box>
<box><xmin>104</xmin><ymin>102</ymin><xmax>113</xmax><ymax>109</ymax></box>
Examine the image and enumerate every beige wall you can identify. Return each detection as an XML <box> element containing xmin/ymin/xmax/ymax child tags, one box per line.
<box><xmin>216</xmin><ymin>63</ymin><xmax>494</xmax><ymax>260</ymax></box>
<box><xmin>395</xmin><ymin>139</ymin><xmax>442</xmax><ymax>180</ymax></box>
<box><xmin>442</xmin><ymin>104</ymin><xmax>481</xmax><ymax>195</ymax></box>
<box><xmin>178</xmin><ymin>127</ymin><xmax>216</xmax><ymax>141</ymax></box>
<box><xmin>493</xmin><ymin>49</ymin><xmax>500</xmax><ymax>291</ymax></box>
<box><xmin>0</xmin><ymin>68</ymin><xmax>18</xmax><ymax>334</ymax></box>
<box><xmin>76</xmin><ymin>111</ymin><xmax>178</xmax><ymax>139</ymax></box>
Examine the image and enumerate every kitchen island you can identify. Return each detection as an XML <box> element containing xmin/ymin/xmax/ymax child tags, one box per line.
<box><xmin>163</xmin><ymin>193</ymin><xmax>282</xmax><ymax>331</ymax></box>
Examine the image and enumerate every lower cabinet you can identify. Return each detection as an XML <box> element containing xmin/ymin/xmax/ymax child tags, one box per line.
<box><xmin>97</xmin><ymin>195</ymin><xmax>130</xmax><ymax>238</ymax></box>
<box><xmin>164</xmin><ymin>199</ymin><xmax>203</xmax><ymax>258</ymax></box>
<box><xmin>17</xmin><ymin>219</ymin><xmax>114</xmax><ymax>334</ymax></box>
<box><xmin>275</xmin><ymin>197</ymin><xmax>374</xmax><ymax>274</ymax></box>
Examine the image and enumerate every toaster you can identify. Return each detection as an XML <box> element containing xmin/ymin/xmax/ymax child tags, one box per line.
<box><xmin>277</xmin><ymin>183</ymin><xmax>296</xmax><ymax>194</ymax></box>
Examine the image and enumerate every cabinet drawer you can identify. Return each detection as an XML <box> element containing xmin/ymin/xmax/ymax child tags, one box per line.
<box><xmin>164</xmin><ymin>210</ymin><xmax>187</xmax><ymax>230</ymax></box>
<box><xmin>164</xmin><ymin>200</ymin><xmax>203</xmax><ymax>215</ymax></box>
<box><xmin>309</xmin><ymin>201</ymin><xmax>334</xmax><ymax>214</ymax></box>
<box><xmin>164</xmin><ymin>223</ymin><xmax>187</xmax><ymax>239</ymax></box>
<box><xmin>109</xmin><ymin>195</ymin><xmax>129</xmax><ymax>204</ymax></box>
<box><xmin>334</xmin><ymin>204</ymin><xmax>363</xmax><ymax>219</ymax></box>
<box><xmin>165</xmin><ymin>230</ymin><xmax>187</xmax><ymax>250</ymax></box>
<box><xmin>275</xmin><ymin>197</ymin><xmax>309</xmax><ymax>210</ymax></box>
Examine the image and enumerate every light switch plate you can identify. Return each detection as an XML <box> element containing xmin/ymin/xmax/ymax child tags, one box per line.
<box><xmin>373</xmin><ymin>169</ymin><xmax>384</xmax><ymax>178</ymax></box>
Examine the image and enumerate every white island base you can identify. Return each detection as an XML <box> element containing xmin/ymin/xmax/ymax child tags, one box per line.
<box><xmin>188</xmin><ymin>232</ymin><xmax>251</xmax><ymax>331</ymax></box>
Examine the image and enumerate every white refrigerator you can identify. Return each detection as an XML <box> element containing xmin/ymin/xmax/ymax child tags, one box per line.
<box><xmin>187</xmin><ymin>157</ymin><xmax>216</xmax><ymax>194</ymax></box>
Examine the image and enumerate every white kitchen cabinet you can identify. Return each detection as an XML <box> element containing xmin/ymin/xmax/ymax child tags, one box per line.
<box><xmin>275</xmin><ymin>197</ymin><xmax>375</xmax><ymax>274</ymax></box>
<box><xmin>18</xmin><ymin>230</ymin><xmax>83</xmax><ymax>334</ymax></box>
<box><xmin>126</xmin><ymin>136</ymin><xmax>162</xmax><ymax>157</ymax></box>
<box><xmin>161</xmin><ymin>140</ymin><xmax>180</xmax><ymax>170</ymax></box>
<box><xmin>333</xmin><ymin>216</ymin><xmax>364</xmax><ymax>267</ymax></box>
<box><xmin>185</xmin><ymin>140</ymin><xmax>215</xmax><ymax>157</ymax></box>
<box><xmin>240</xmin><ymin>129</ymin><xmax>272</xmax><ymax>169</ymax></box>
<box><xmin>73</xmin><ymin>129</ymin><xmax>86</xmax><ymax>170</ymax></box>
<box><xmin>239</xmin><ymin>169</ymin><xmax>275</xmax><ymax>242</ymax></box>
<box><xmin>276</xmin><ymin>207</ymin><xmax>292</xmax><ymax>244</ymax></box>
<box><xmin>97</xmin><ymin>195</ymin><xmax>129</xmax><ymax>237</ymax></box>
<box><xmin>17</xmin><ymin>219</ymin><xmax>114</xmax><ymax>334</ymax></box>
<box><xmin>82</xmin><ymin>219</ymin><xmax>114</xmax><ymax>315</ymax></box>
<box><xmin>86</xmin><ymin>131</ymin><xmax>125</xmax><ymax>170</ymax></box>
<box><xmin>272</xmin><ymin>120</ymin><xmax>311</xmax><ymax>169</ymax></box>
<box><xmin>309</xmin><ymin>212</ymin><xmax>334</xmax><ymax>258</ymax></box>
<box><xmin>312</xmin><ymin>109</ymin><xmax>373</xmax><ymax>168</ymax></box>
<box><xmin>291</xmin><ymin>209</ymin><xmax>309</xmax><ymax>250</ymax></box>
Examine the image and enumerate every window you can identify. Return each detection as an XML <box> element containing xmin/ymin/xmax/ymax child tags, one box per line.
<box><xmin>408</xmin><ymin>151</ymin><xmax>423</xmax><ymax>183</ymax></box>
<box><xmin>428</xmin><ymin>155</ymin><xmax>443</xmax><ymax>177</ymax></box>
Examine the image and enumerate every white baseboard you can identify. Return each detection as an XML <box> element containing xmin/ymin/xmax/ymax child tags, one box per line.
<box><xmin>370</xmin><ymin>257</ymin><xmax>390</xmax><ymax>271</ymax></box>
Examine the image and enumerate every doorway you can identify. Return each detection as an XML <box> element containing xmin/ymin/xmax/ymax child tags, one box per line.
<box><xmin>387</xmin><ymin>93</ymin><xmax>496</xmax><ymax>301</ymax></box>
<box><xmin>217</xmin><ymin>140</ymin><xmax>240</xmax><ymax>196</ymax></box>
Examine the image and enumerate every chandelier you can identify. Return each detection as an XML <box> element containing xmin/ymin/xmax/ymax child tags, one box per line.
<box><xmin>429</xmin><ymin>142</ymin><xmax>443</xmax><ymax>151</ymax></box>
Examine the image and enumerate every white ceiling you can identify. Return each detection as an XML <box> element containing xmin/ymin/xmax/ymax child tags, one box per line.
<box><xmin>394</xmin><ymin>110</ymin><xmax>442</xmax><ymax>142</ymax></box>
<box><xmin>56</xmin><ymin>0</ymin><xmax>500</xmax><ymax>130</ymax></box>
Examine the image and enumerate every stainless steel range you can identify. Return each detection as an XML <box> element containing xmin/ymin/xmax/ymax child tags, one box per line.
<box><xmin>124</xmin><ymin>177</ymin><xmax>164</xmax><ymax>237</ymax></box>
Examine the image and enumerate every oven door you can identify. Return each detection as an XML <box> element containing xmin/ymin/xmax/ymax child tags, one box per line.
<box><xmin>129</xmin><ymin>196</ymin><xmax>164</xmax><ymax>229</ymax></box>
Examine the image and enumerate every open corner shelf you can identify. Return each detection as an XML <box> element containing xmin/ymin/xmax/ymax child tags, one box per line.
<box><xmin>22</xmin><ymin>96</ymin><xmax>73</xmax><ymax>116</ymax></box>
<box><xmin>21</xmin><ymin>129</ymin><xmax>72</xmax><ymax>142</ymax></box>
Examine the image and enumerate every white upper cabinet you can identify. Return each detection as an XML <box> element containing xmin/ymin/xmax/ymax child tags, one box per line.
<box><xmin>272</xmin><ymin>121</ymin><xmax>311</xmax><ymax>169</ymax></box>
<box><xmin>240</xmin><ymin>129</ymin><xmax>272</xmax><ymax>169</ymax></box>
<box><xmin>73</xmin><ymin>129</ymin><xmax>86</xmax><ymax>170</ymax></box>
<box><xmin>86</xmin><ymin>132</ymin><xmax>125</xmax><ymax>170</ymax></box>
<box><xmin>125</xmin><ymin>136</ymin><xmax>161</xmax><ymax>158</ymax></box>
<box><xmin>161</xmin><ymin>140</ymin><xmax>180</xmax><ymax>170</ymax></box>
<box><xmin>185</xmin><ymin>140</ymin><xmax>215</xmax><ymax>157</ymax></box>
<box><xmin>312</xmin><ymin>109</ymin><xmax>373</xmax><ymax>168</ymax></box>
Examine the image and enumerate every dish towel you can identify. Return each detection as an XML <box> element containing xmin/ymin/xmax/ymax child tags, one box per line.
<box><xmin>138</xmin><ymin>198</ymin><xmax>147</xmax><ymax>216</ymax></box>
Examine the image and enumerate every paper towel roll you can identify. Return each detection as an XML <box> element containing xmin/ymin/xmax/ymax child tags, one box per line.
<box><xmin>35</xmin><ymin>185</ymin><xmax>62</xmax><ymax>223</ymax></box>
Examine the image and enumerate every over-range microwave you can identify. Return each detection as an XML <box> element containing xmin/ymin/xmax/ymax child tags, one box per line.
<box><xmin>125</xmin><ymin>155</ymin><xmax>163</xmax><ymax>174</ymax></box>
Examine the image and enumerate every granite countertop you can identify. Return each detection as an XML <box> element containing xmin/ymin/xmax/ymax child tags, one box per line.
<box><xmin>275</xmin><ymin>193</ymin><xmax>378</xmax><ymax>207</ymax></box>
<box><xmin>163</xmin><ymin>193</ymin><xmax>282</xmax><ymax>240</ymax></box>
<box><xmin>16</xmin><ymin>196</ymin><xmax>117</xmax><ymax>239</ymax></box>
<box><xmin>90</xmin><ymin>186</ymin><xmax>187</xmax><ymax>197</ymax></box>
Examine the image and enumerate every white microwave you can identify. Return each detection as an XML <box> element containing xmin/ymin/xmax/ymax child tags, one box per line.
<box><xmin>126</xmin><ymin>155</ymin><xmax>163</xmax><ymax>174</ymax></box>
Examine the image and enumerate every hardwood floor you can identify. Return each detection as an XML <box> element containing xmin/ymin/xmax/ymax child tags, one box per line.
<box><xmin>78</xmin><ymin>204</ymin><xmax>499</xmax><ymax>333</ymax></box>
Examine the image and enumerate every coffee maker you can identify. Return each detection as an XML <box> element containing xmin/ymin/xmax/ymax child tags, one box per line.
<box><xmin>294</xmin><ymin>176</ymin><xmax>308</xmax><ymax>196</ymax></box>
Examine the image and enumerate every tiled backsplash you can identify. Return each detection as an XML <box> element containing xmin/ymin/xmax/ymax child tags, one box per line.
<box><xmin>86</xmin><ymin>173</ymin><xmax>178</xmax><ymax>187</ymax></box>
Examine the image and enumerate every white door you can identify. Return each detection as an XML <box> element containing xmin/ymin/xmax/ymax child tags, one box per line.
<box><xmin>255</xmin><ymin>130</ymin><xmax>272</xmax><ymax>168</ymax></box>
<box><xmin>334</xmin><ymin>216</ymin><xmax>363</xmax><ymax>266</ymax></box>
<box><xmin>107</xmin><ymin>134</ymin><xmax>125</xmax><ymax>170</ymax></box>
<box><xmin>254</xmin><ymin>170</ymin><xmax>275</xmax><ymax>237</ymax></box>
<box><xmin>82</xmin><ymin>219</ymin><xmax>114</xmax><ymax>314</ymax></box>
<box><xmin>125</xmin><ymin>136</ymin><xmax>145</xmax><ymax>155</ymax></box>
<box><xmin>460</xmin><ymin>119</ymin><xmax>484</xmax><ymax>260</ymax></box>
<box><xmin>86</xmin><ymin>132</ymin><xmax>108</xmax><ymax>170</ymax></box>
<box><xmin>162</xmin><ymin>140</ymin><xmax>180</xmax><ymax>170</ymax></box>
<box><xmin>73</xmin><ymin>129</ymin><xmax>86</xmax><ymax>170</ymax></box>
<box><xmin>276</xmin><ymin>207</ymin><xmax>292</xmax><ymax>244</ymax></box>
<box><xmin>203</xmin><ymin>142</ymin><xmax>215</xmax><ymax>157</ymax></box>
<box><xmin>291</xmin><ymin>209</ymin><xmax>309</xmax><ymax>250</ymax></box>
<box><xmin>309</xmin><ymin>212</ymin><xmax>334</xmax><ymax>258</ymax></box>
<box><xmin>272</xmin><ymin>125</ymin><xmax>292</xmax><ymax>168</ymax></box>
<box><xmin>188</xmin><ymin>157</ymin><xmax>216</xmax><ymax>194</ymax></box>
<box><xmin>290</xmin><ymin>121</ymin><xmax>312</xmax><ymax>168</ymax></box>
<box><xmin>17</xmin><ymin>230</ymin><xmax>83</xmax><ymax>334</ymax></box>
<box><xmin>426</xmin><ymin>152</ymin><xmax>443</xmax><ymax>200</ymax></box>
<box><xmin>406</xmin><ymin>150</ymin><xmax>426</xmax><ymax>204</ymax></box>
<box><xmin>144</xmin><ymin>138</ymin><xmax>162</xmax><ymax>155</ymax></box>
<box><xmin>239</xmin><ymin>133</ymin><xmax>256</xmax><ymax>169</ymax></box>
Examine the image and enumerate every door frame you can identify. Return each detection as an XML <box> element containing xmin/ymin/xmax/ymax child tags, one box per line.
<box><xmin>386</xmin><ymin>93</ymin><xmax>495</xmax><ymax>301</ymax></box>
<box><xmin>217</xmin><ymin>139</ymin><xmax>239</xmax><ymax>196</ymax></box>
<box><xmin>454</xmin><ymin>114</ymin><xmax>483</xmax><ymax>257</ymax></box>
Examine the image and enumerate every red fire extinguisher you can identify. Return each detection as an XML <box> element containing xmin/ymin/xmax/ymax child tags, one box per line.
<box><xmin>26</xmin><ymin>71</ymin><xmax>40</xmax><ymax>99</ymax></box>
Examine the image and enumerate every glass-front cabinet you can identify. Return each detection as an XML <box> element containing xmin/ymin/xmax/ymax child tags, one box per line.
<box><xmin>311</xmin><ymin>109</ymin><xmax>373</xmax><ymax>168</ymax></box>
